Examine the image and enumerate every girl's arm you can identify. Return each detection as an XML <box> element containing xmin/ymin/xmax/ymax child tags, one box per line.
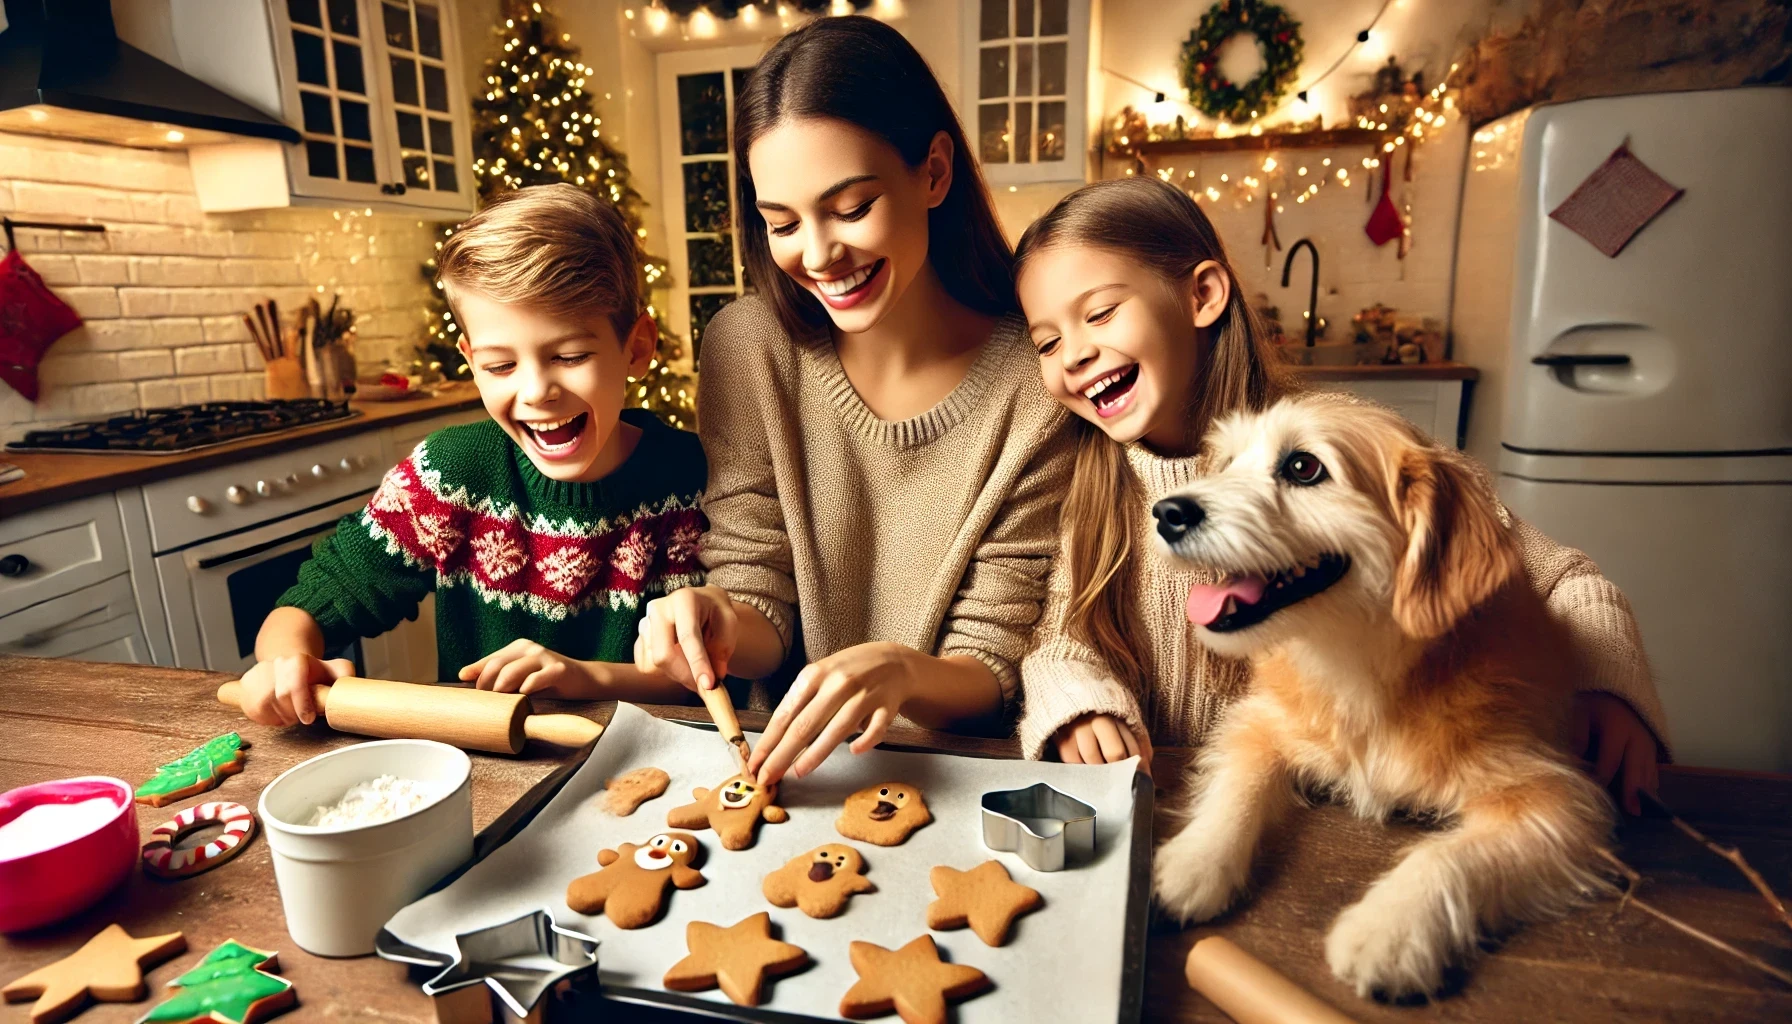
<box><xmin>1017</xmin><ymin>553</ymin><xmax>1149</xmax><ymax>759</ymax></box>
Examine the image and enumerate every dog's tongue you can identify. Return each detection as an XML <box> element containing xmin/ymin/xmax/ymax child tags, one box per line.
<box><xmin>1186</xmin><ymin>576</ymin><xmax>1267</xmax><ymax>626</ymax></box>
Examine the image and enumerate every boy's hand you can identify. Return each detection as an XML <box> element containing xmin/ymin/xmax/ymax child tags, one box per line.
<box><xmin>460</xmin><ymin>640</ymin><xmax>591</xmax><ymax>696</ymax></box>
<box><xmin>1573</xmin><ymin>691</ymin><xmax>1661</xmax><ymax>816</ymax></box>
<box><xmin>1053</xmin><ymin>713</ymin><xmax>1153</xmax><ymax>776</ymax></box>
<box><xmin>748</xmin><ymin>641</ymin><xmax>918</xmax><ymax>786</ymax></box>
<box><xmin>237</xmin><ymin>653</ymin><xmax>355</xmax><ymax>727</ymax></box>
<box><xmin>634</xmin><ymin>585</ymin><xmax>737</xmax><ymax>691</ymax></box>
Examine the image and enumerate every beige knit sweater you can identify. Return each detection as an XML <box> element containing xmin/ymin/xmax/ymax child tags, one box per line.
<box><xmin>1017</xmin><ymin>438</ymin><xmax>1673</xmax><ymax>760</ymax></box>
<box><xmin>697</xmin><ymin>296</ymin><xmax>1074</xmax><ymax>707</ymax></box>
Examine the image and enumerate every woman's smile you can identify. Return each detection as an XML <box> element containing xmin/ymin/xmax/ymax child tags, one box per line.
<box><xmin>812</xmin><ymin>258</ymin><xmax>889</xmax><ymax>310</ymax></box>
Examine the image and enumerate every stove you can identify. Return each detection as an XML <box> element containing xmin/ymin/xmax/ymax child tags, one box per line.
<box><xmin>5</xmin><ymin>400</ymin><xmax>358</xmax><ymax>454</ymax></box>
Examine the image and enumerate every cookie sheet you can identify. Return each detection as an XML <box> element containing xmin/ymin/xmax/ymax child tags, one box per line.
<box><xmin>380</xmin><ymin>703</ymin><xmax>1150</xmax><ymax>1023</ymax></box>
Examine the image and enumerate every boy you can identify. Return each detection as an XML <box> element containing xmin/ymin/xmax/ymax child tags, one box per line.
<box><xmin>235</xmin><ymin>184</ymin><xmax>705</xmax><ymax>726</ymax></box>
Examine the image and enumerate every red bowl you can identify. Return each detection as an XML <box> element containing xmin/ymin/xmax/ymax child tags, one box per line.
<box><xmin>0</xmin><ymin>777</ymin><xmax>138</xmax><ymax>933</ymax></box>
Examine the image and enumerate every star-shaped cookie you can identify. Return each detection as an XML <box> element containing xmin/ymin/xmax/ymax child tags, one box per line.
<box><xmin>2</xmin><ymin>924</ymin><xmax>187</xmax><ymax>1024</ymax></box>
<box><xmin>662</xmin><ymin>912</ymin><xmax>809</xmax><ymax>1007</ymax></box>
<box><xmin>839</xmin><ymin>935</ymin><xmax>990</xmax><ymax>1024</ymax></box>
<box><xmin>925</xmin><ymin>860</ymin><xmax>1042</xmax><ymax>946</ymax></box>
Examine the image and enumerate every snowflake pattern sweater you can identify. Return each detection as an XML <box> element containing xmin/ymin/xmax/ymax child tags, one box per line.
<box><xmin>279</xmin><ymin>409</ymin><xmax>706</xmax><ymax>679</ymax></box>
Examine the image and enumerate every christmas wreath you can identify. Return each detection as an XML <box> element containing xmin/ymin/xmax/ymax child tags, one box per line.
<box><xmin>1179</xmin><ymin>0</ymin><xmax>1304</xmax><ymax>122</ymax></box>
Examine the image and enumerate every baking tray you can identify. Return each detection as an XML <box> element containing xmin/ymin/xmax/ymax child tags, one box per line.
<box><xmin>377</xmin><ymin>704</ymin><xmax>1153</xmax><ymax>1022</ymax></box>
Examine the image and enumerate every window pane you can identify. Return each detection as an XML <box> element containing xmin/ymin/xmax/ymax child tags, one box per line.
<box><xmin>293</xmin><ymin>31</ymin><xmax>328</xmax><ymax>86</ymax></box>
<box><xmin>1015</xmin><ymin>43</ymin><xmax>1033</xmax><ymax>97</ymax></box>
<box><xmin>422</xmin><ymin>64</ymin><xmax>448</xmax><ymax>111</ymax></box>
<box><xmin>979</xmin><ymin>0</ymin><xmax>1007</xmax><ymax>41</ymax></box>
<box><xmin>306</xmin><ymin>139</ymin><xmax>338</xmax><ymax>179</ymax></box>
<box><xmin>433</xmin><ymin>159</ymin><xmax>458</xmax><ymax>192</ymax></box>
<box><xmin>300</xmin><ymin>90</ymin><xmax>334</xmax><ymax>135</ymax></box>
<box><xmin>690</xmin><ymin>293</ymin><xmax>731</xmax><ymax>365</ymax></box>
<box><xmin>1040</xmin><ymin>0</ymin><xmax>1068</xmax><ymax>35</ymax></box>
<box><xmin>979</xmin><ymin>47</ymin><xmax>1009</xmax><ymax>100</ymax></box>
<box><xmin>389</xmin><ymin>55</ymin><xmax>419</xmax><ymax>106</ymax></box>
<box><xmin>677</xmin><ymin>72</ymin><xmax>727</xmax><ymax>156</ymax></box>
<box><xmin>1016</xmin><ymin>102</ymin><xmax>1033</xmax><ymax>164</ymax></box>
<box><xmin>429</xmin><ymin>117</ymin><xmax>455</xmax><ymax>156</ymax></box>
<box><xmin>345</xmin><ymin>144</ymin><xmax>376</xmax><ymax>182</ymax></box>
<box><xmin>979</xmin><ymin>103</ymin><xmax>1010</xmax><ymax>164</ymax></box>
<box><xmin>403</xmin><ymin>152</ymin><xmax>429</xmax><ymax>188</ymax></box>
<box><xmin>333</xmin><ymin>40</ymin><xmax>366</xmax><ymax>94</ymax></box>
<box><xmin>1038</xmin><ymin>41</ymin><xmax>1066</xmax><ymax>96</ymax></box>
<box><xmin>396</xmin><ymin>110</ymin><xmax>424</xmax><ymax>149</ymax></box>
<box><xmin>687</xmin><ymin>237</ymin><xmax>735</xmax><ymax>288</ymax></box>
<box><xmin>1016</xmin><ymin>0</ymin><xmax>1035</xmax><ymax>36</ymax></box>
<box><xmin>682</xmin><ymin>160</ymin><xmax>731</xmax><ymax>232</ymax></box>
<box><xmin>1038</xmin><ymin>100</ymin><xmax>1066</xmax><ymax>161</ymax></box>
<box><xmin>415</xmin><ymin>3</ymin><xmax>443</xmax><ymax>58</ymax></box>
<box><xmin>326</xmin><ymin>0</ymin><xmax>358</xmax><ymax>36</ymax></box>
<box><xmin>382</xmin><ymin>3</ymin><xmax>412</xmax><ymax>50</ymax></box>
<box><xmin>288</xmin><ymin>0</ymin><xmax>322</xmax><ymax>29</ymax></box>
<box><xmin>339</xmin><ymin>98</ymin><xmax>371</xmax><ymax>141</ymax></box>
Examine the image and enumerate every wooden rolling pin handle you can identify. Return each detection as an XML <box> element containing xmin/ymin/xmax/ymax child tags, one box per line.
<box><xmin>1184</xmin><ymin>935</ymin><xmax>1357</xmax><ymax>1024</ymax></box>
<box><xmin>522</xmin><ymin>714</ymin><xmax>604</xmax><ymax>748</ymax></box>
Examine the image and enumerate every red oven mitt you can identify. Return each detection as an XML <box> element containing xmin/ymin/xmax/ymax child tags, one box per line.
<box><xmin>0</xmin><ymin>248</ymin><xmax>85</xmax><ymax>401</ymax></box>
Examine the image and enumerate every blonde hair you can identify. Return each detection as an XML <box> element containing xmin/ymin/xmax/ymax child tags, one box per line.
<box><xmin>1014</xmin><ymin>178</ymin><xmax>1294</xmax><ymax>692</ymax></box>
<box><xmin>436</xmin><ymin>183</ymin><xmax>642</xmax><ymax>340</ymax></box>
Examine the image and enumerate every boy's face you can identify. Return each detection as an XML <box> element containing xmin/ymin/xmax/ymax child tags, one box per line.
<box><xmin>455</xmin><ymin>290</ymin><xmax>656</xmax><ymax>483</ymax></box>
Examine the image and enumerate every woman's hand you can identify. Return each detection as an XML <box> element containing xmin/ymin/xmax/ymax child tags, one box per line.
<box><xmin>749</xmin><ymin>641</ymin><xmax>921</xmax><ymax>786</ymax></box>
<box><xmin>459</xmin><ymin>640</ymin><xmax>592</xmax><ymax>696</ymax></box>
<box><xmin>1572</xmin><ymin>691</ymin><xmax>1661</xmax><ymax>815</ymax></box>
<box><xmin>634</xmin><ymin>585</ymin><xmax>739</xmax><ymax>691</ymax></box>
<box><xmin>1053</xmin><ymin>713</ymin><xmax>1153</xmax><ymax>776</ymax></box>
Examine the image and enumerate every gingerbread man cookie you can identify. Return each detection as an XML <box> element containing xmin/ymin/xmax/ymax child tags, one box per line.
<box><xmin>836</xmin><ymin>783</ymin><xmax>931</xmax><ymax>846</ymax></box>
<box><xmin>926</xmin><ymin>860</ymin><xmax>1042</xmax><ymax>946</ymax></box>
<box><xmin>565</xmin><ymin>833</ymin><xmax>706</xmax><ymax>929</ymax></box>
<box><xmin>602</xmin><ymin>767</ymin><xmax>670</xmax><ymax>816</ymax></box>
<box><xmin>666</xmin><ymin>775</ymin><xmax>788</xmax><ymax>851</ymax></box>
<box><xmin>763</xmin><ymin>844</ymin><xmax>876</xmax><ymax>919</ymax></box>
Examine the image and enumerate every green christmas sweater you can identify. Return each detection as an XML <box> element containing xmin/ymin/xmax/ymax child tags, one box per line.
<box><xmin>279</xmin><ymin>409</ymin><xmax>706</xmax><ymax>680</ymax></box>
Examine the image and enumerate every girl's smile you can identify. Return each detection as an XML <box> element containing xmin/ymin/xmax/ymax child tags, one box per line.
<box><xmin>1079</xmin><ymin>362</ymin><xmax>1141</xmax><ymax>419</ymax></box>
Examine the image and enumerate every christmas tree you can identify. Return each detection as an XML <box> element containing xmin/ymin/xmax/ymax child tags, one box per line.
<box><xmin>418</xmin><ymin>0</ymin><xmax>695</xmax><ymax>429</ymax></box>
<box><xmin>142</xmin><ymin>939</ymin><xmax>295</xmax><ymax>1024</ymax></box>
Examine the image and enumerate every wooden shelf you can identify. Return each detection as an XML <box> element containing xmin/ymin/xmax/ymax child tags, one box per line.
<box><xmin>1129</xmin><ymin>127</ymin><xmax>1385</xmax><ymax>156</ymax></box>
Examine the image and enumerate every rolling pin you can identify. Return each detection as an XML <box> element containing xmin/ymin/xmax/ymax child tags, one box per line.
<box><xmin>216</xmin><ymin>677</ymin><xmax>602</xmax><ymax>755</ymax></box>
<box><xmin>1185</xmin><ymin>935</ymin><xmax>1357</xmax><ymax>1024</ymax></box>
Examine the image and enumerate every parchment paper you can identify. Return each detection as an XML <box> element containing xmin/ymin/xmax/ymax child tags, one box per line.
<box><xmin>383</xmin><ymin>703</ymin><xmax>1145</xmax><ymax>1022</ymax></box>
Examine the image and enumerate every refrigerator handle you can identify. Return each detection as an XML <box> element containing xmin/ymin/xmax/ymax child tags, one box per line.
<box><xmin>1531</xmin><ymin>354</ymin><xmax>1632</xmax><ymax>367</ymax></box>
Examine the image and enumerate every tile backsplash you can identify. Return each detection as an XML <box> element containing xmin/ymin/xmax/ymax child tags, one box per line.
<box><xmin>0</xmin><ymin>131</ymin><xmax>441</xmax><ymax>442</ymax></box>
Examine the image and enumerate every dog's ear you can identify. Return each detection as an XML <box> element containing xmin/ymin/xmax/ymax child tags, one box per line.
<box><xmin>1390</xmin><ymin>445</ymin><xmax>1521</xmax><ymax>639</ymax></box>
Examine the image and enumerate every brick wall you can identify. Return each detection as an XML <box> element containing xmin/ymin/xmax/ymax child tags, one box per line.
<box><xmin>0</xmin><ymin>131</ymin><xmax>442</xmax><ymax>442</ymax></box>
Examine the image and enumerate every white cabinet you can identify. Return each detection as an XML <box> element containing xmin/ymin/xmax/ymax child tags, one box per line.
<box><xmin>1309</xmin><ymin>379</ymin><xmax>1469</xmax><ymax>448</ymax></box>
<box><xmin>0</xmin><ymin>573</ymin><xmax>151</xmax><ymax>665</ymax></box>
<box><xmin>0</xmin><ymin>495</ymin><xmax>132</xmax><ymax>618</ymax></box>
<box><xmin>268</xmin><ymin>0</ymin><xmax>474</xmax><ymax>212</ymax></box>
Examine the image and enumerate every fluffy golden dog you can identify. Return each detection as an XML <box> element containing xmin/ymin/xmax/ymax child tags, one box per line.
<box><xmin>1148</xmin><ymin>396</ymin><xmax>1613</xmax><ymax>999</ymax></box>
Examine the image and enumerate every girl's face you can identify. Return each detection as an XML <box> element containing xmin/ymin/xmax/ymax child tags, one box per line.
<box><xmin>1019</xmin><ymin>245</ymin><xmax>1228</xmax><ymax>450</ymax></box>
<box><xmin>747</xmin><ymin>117</ymin><xmax>951</xmax><ymax>335</ymax></box>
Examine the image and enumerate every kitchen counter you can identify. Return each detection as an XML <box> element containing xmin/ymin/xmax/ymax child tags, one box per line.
<box><xmin>0</xmin><ymin>386</ymin><xmax>485</xmax><ymax>518</ymax></box>
<box><xmin>1293</xmin><ymin>360</ymin><xmax>1479</xmax><ymax>382</ymax></box>
<box><xmin>1</xmin><ymin>655</ymin><xmax>1786</xmax><ymax>1022</ymax></box>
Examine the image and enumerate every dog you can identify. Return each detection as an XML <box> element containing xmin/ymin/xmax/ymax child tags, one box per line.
<box><xmin>1148</xmin><ymin>395</ymin><xmax>1613</xmax><ymax>1000</ymax></box>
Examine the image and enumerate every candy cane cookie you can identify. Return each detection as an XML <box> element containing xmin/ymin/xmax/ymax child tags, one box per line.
<box><xmin>141</xmin><ymin>801</ymin><xmax>257</xmax><ymax>880</ymax></box>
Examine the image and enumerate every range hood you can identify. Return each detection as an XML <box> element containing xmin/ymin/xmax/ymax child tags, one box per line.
<box><xmin>0</xmin><ymin>0</ymin><xmax>299</xmax><ymax>147</ymax></box>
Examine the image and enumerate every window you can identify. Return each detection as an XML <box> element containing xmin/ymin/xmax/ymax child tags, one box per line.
<box><xmin>380</xmin><ymin>1</ymin><xmax>460</xmax><ymax>195</ymax></box>
<box><xmin>286</xmin><ymin>0</ymin><xmax>378</xmax><ymax>187</ymax></box>
<box><xmin>964</xmin><ymin>0</ymin><xmax>1089</xmax><ymax>185</ymax></box>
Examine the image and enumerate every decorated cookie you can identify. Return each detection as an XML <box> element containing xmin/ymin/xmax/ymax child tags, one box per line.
<box><xmin>662</xmin><ymin>911</ymin><xmax>810</xmax><ymax>1007</ymax></box>
<box><xmin>2</xmin><ymin>924</ymin><xmax>186</xmax><ymax>1024</ymax></box>
<box><xmin>763</xmin><ymin>844</ymin><xmax>876</xmax><ymax>919</ymax></box>
<box><xmin>141</xmin><ymin>939</ymin><xmax>294</xmax><ymax>1024</ymax></box>
<box><xmin>839</xmin><ymin>934</ymin><xmax>990</xmax><ymax>1024</ymax></box>
<box><xmin>141</xmin><ymin>801</ymin><xmax>257</xmax><ymax>880</ymax></box>
<box><xmin>565</xmin><ymin>833</ymin><xmax>706</xmax><ymax>928</ymax></box>
<box><xmin>135</xmin><ymin>733</ymin><xmax>249</xmax><ymax>808</ymax></box>
<box><xmin>836</xmin><ymin>783</ymin><xmax>931</xmax><ymax>846</ymax></box>
<box><xmin>602</xmin><ymin>767</ymin><xmax>670</xmax><ymax>816</ymax></box>
<box><xmin>926</xmin><ymin>860</ymin><xmax>1042</xmax><ymax>947</ymax></box>
<box><xmin>666</xmin><ymin>775</ymin><xmax>788</xmax><ymax>851</ymax></box>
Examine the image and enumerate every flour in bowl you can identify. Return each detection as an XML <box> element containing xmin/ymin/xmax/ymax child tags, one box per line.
<box><xmin>306</xmin><ymin>775</ymin><xmax>441</xmax><ymax>828</ymax></box>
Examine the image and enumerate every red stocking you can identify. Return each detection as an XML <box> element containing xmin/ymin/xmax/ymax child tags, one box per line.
<box><xmin>1365</xmin><ymin>165</ymin><xmax>1403</xmax><ymax>247</ymax></box>
<box><xmin>0</xmin><ymin>249</ymin><xmax>84</xmax><ymax>401</ymax></box>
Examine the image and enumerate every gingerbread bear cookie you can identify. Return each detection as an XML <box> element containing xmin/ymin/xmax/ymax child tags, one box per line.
<box><xmin>836</xmin><ymin>783</ymin><xmax>931</xmax><ymax>846</ymax></box>
<box><xmin>565</xmin><ymin>832</ymin><xmax>706</xmax><ymax>929</ymax></box>
<box><xmin>763</xmin><ymin>845</ymin><xmax>876</xmax><ymax>919</ymax></box>
<box><xmin>602</xmin><ymin>767</ymin><xmax>670</xmax><ymax>816</ymax></box>
<box><xmin>666</xmin><ymin>774</ymin><xmax>788</xmax><ymax>851</ymax></box>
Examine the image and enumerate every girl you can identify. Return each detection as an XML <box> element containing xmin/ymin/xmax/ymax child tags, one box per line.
<box><xmin>635</xmin><ymin>17</ymin><xmax>1072</xmax><ymax>785</ymax></box>
<box><xmin>1013</xmin><ymin>177</ymin><xmax>1668</xmax><ymax>814</ymax></box>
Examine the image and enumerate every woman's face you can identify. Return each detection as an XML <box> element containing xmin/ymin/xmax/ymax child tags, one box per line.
<box><xmin>1019</xmin><ymin>245</ymin><xmax>1225</xmax><ymax>450</ymax></box>
<box><xmin>747</xmin><ymin>117</ymin><xmax>950</xmax><ymax>335</ymax></box>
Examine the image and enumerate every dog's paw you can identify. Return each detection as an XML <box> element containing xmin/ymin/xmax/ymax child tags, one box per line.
<box><xmin>1151</xmin><ymin>828</ymin><xmax>1248</xmax><ymax>925</ymax></box>
<box><xmin>1324</xmin><ymin>891</ymin><xmax>1460</xmax><ymax>1000</ymax></box>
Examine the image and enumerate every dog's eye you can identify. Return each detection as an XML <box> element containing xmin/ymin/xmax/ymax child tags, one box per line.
<box><xmin>1281</xmin><ymin>451</ymin><xmax>1328</xmax><ymax>486</ymax></box>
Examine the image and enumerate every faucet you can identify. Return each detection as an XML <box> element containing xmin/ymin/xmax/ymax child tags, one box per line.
<box><xmin>1281</xmin><ymin>238</ymin><xmax>1319</xmax><ymax>346</ymax></box>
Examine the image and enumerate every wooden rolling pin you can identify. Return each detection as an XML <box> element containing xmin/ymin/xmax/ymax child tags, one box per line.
<box><xmin>1185</xmin><ymin>935</ymin><xmax>1357</xmax><ymax>1024</ymax></box>
<box><xmin>216</xmin><ymin>677</ymin><xmax>602</xmax><ymax>755</ymax></box>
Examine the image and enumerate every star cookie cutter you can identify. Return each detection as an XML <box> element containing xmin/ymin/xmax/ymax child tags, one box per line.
<box><xmin>980</xmin><ymin>782</ymin><xmax>1096</xmax><ymax>872</ymax></box>
<box><xmin>419</xmin><ymin>909</ymin><xmax>599</xmax><ymax>1017</ymax></box>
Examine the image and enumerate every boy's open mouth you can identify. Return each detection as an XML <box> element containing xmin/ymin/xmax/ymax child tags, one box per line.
<box><xmin>1082</xmin><ymin>363</ymin><xmax>1140</xmax><ymax>418</ymax></box>
<box><xmin>518</xmin><ymin>411</ymin><xmax>588</xmax><ymax>457</ymax></box>
<box><xmin>815</xmin><ymin>258</ymin><xmax>887</xmax><ymax>311</ymax></box>
<box><xmin>1186</xmin><ymin>554</ymin><xmax>1351</xmax><ymax>633</ymax></box>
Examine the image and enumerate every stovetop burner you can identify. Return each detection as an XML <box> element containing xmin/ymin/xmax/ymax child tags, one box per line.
<box><xmin>6</xmin><ymin>399</ymin><xmax>358</xmax><ymax>455</ymax></box>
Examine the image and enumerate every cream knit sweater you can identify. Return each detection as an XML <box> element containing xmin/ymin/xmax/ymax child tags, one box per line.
<box><xmin>1017</xmin><ymin>436</ymin><xmax>1673</xmax><ymax>760</ymax></box>
<box><xmin>697</xmin><ymin>297</ymin><xmax>1074</xmax><ymax>707</ymax></box>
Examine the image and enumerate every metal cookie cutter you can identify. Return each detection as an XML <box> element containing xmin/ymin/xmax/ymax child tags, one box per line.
<box><xmin>421</xmin><ymin>908</ymin><xmax>599</xmax><ymax>1018</ymax></box>
<box><xmin>980</xmin><ymin>782</ymin><xmax>1097</xmax><ymax>872</ymax></box>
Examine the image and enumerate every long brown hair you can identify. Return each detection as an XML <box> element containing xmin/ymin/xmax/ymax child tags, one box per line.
<box><xmin>733</xmin><ymin>16</ymin><xmax>1015</xmax><ymax>341</ymax></box>
<box><xmin>1014</xmin><ymin>177</ymin><xmax>1293</xmax><ymax>691</ymax></box>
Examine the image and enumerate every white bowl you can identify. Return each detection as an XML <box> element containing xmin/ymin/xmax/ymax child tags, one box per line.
<box><xmin>259</xmin><ymin>739</ymin><xmax>472</xmax><ymax>957</ymax></box>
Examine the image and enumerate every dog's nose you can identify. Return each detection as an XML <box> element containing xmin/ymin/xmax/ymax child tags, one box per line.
<box><xmin>1151</xmin><ymin>496</ymin><xmax>1205</xmax><ymax>542</ymax></box>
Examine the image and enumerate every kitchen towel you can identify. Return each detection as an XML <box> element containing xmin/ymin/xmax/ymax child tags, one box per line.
<box><xmin>1549</xmin><ymin>141</ymin><xmax>1684</xmax><ymax>258</ymax></box>
<box><xmin>0</xmin><ymin>248</ymin><xmax>84</xmax><ymax>401</ymax></box>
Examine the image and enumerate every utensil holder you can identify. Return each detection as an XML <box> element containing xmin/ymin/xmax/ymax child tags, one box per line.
<box><xmin>265</xmin><ymin>356</ymin><xmax>309</xmax><ymax>400</ymax></box>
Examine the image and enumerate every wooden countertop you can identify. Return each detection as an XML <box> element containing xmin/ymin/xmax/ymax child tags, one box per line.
<box><xmin>1294</xmin><ymin>360</ymin><xmax>1480</xmax><ymax>382</ymax></box>
<box><xmin>1</xmin><ymin>655</ymin><xmax>1786</xmax><ymax>1022</ymax></box>
<box><xmin>0</xmin><ymin>387</ymin><xmax>485</xmax><ymax>519</ymax></box>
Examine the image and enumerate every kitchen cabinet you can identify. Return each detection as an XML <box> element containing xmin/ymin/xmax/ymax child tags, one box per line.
<box><xmin>0</xmin><ymin>575</ymin><xmax>152</xmax><ymax>665</ymax></box>
<box><xmin>1312</xmin><ymin>379</ymin><xmax>1467</xmax><ymax>447</ymax></box>
<box><xmin>0</xmin><ymin>494</ymin><xmax>132</xmax><ymax>619</ymax></box>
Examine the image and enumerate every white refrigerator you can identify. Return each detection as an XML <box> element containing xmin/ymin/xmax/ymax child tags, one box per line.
<box><xmin>1454</xmin><ymin>88</ymin><xmax>1792</xmax><ymax>772</ymax></box>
